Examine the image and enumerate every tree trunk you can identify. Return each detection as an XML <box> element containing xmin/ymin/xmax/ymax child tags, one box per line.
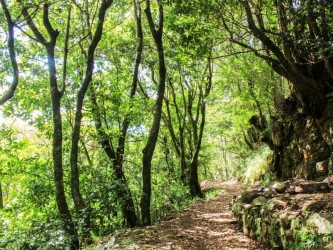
<box><xmin>140</xmin><ymin>0</ymin><xmax>166</xmax><ymax>226</ymax></box>
<box><xmin>87</xmin><ymin>0</ymin><xmax>142</xmax><ymax>227</ymax></box>
<box><xmin>163</xmin><ymin>79</ymin><xmax>188</xmax><ymax>184</ymax></box>
<box><xmin>188</xmin><ymin>59</ymin><xmax>212</xmax><ymax>197</ymax></box>
<box><xmin>21</xmin><ymin>4</ymin><xmax>79</xmax><ymax>248</ymax></box>
<box><xmin>188</xmin><ymin>88</ymin><xmax>206</xmax><ymax>197</ymax></box>
<box><xmin>52</xmin><ymin>93</ymin><xmax>79</xmax><ymax>250</ymax></box>
<box><xmin>223</xmin><ymin>1</ymin><xmax>333</xmax><ymax>181</ymax></box>
<box><xmin>0</xmin><ymin>182</ymin><xmax>3</xmax><ymax>209</ymax></box>
<box><xmin>189</xmin><ymin>158</ymin><xmax>202</xmax><ymax>197</ymax></box>
<box><xmin>69</xmin><ymin>0</ymin><xmax>113</xmax><ymax>240</ymax></box>
<box><xmin>48</xmin><ymin>47</ymin><xmax>79</xmax><ymax>249</ymax></box>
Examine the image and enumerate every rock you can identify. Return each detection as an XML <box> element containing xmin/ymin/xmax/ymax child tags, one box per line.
<box><xmin>288</xmin><ymin>182</ymin><xmax>331</xmax><ymax>194</ymax></box>
<box><xmin>289</xmin><ymin>201</ymin><xmax>300</xmax><ymax>210</ymax></box>
<box><xmin>263</xmin><ymin>189</ymin><xmax>275</xmax><ymax>198</ymax></box>
<box><xmin>286</xmin><ymin>185</ymin><xmax>295</xmax><ymax>194</ymax></box>
<box><xmin>251</xmin><ymin>196</ymin><xmax>267</xmax><ymax>207</ymax></box>
<box><xmin>132</xmin><ymin>229</ymin><xmax>144</xmax><ymax>235</ymax></box>
<box><xmin>287</xmin><ymin>213</ymin><xmax>298</xmax><ymax>222</ymax></box>
<box><xmin>316</xmin><ymin>160</ymin><xmax>329</xmax><ymax>176</ymax></box>
<box><xmin>302</xmin><ymin>201</ymin><xmax>327</xmax><ymax>212</ymax></box>
<box><xmin>307</xmin><ymin>213</ymin><xmax>333</xmax><ymax>234</ymax></box>
<box><xmin>243</xmin><ymin>204</ymin><xmax>252</xmax><ymax>210</ymax></box>
<box><xmin>272</xmin><ymin>182</ymin><xmax>287</xmax><ymax>193</ymax></box>
<box><xmin>267</xmin><ymin>198</ymin><xmax>288</xmax><ymax>211</ymax></box>
<box><xmin>144</xmin><ymin>230</ymin><xmax>154</xmax><ymax>238</ymax></box>
<box><xmin>233</xmin><ymin>181</ymin><xmax>333</xmax><ymax>249</ymax></box>
<box><xmin>294</xmin><ymin>186</ymin><xmax>304</xmax><ymax>193</ymax></box>
<box><xmin>238</xmin><ymin>191</ymin><xmax>260</xmax><ymax>203</ymax></box>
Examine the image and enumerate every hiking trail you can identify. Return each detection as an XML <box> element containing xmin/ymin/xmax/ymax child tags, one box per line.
<box><xmin>94</xmin><ymin>180</ymin><xmax>269</xmax><ymax>249</ymax></box>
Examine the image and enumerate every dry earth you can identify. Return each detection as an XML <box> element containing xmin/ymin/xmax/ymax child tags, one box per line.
<box><xmin>93</xmin><ymin>180</ymin><xmax>270</xmax><ymax>250</ymax></box>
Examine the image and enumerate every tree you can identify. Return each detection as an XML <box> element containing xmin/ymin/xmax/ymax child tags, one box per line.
<box><xmin>159</xmin><ymin>0</ymin><xmax>216</xmax><ymax>196</ymax></box>
<box><xmin>219</xmin><ymin>0</ymin><xmax>333</xmax><ymax>180</ymax></box>
<box><xmin>14</xmin><ymin>1</ymin><xmax>113</xmax><ymax>247</ymax></box>
<box><xmin>140</xmin><ymin>0</ymin><xmax>166</xmax><ymax>226</ymax></box>
<box><xmin>163</xmin><ymin>58</ymin><xmax>212</xmax><ymax>197</ymax></box>
<box><xmin>88</xmin><ymin>0</ymin><xmax>143</xmax><ymax>227</ymax></box>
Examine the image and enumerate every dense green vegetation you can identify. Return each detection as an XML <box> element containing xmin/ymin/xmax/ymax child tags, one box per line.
<box><xmin>0</xmin><ymin>0</ymin><xmax>332</xmax><ymax>249</ymax></box>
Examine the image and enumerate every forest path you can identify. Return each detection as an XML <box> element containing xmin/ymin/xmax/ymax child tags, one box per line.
<box><xmin>94</xmin><ymin>180</ymin><xmax>269</xmax><ymax>249</ymax></box>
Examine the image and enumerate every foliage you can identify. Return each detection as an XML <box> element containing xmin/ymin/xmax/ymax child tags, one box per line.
<box><xmin>244</xmin><ymin>147</ymin><xmax>275</xmax><ymax>186</ymax></box>
<box><xmin>291</xmin><ymin>227</ymin><xmax>319</xmax><ymax>250</ymax></box>
<box><xmin>0</xmin><ymin>0</ymin><xmax>319</xmax><ymax>247</ymax></box>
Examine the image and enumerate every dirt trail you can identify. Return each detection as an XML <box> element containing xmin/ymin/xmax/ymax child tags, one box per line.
<box><xmin>95</xmin><ymin>180</ymin><xmax>270</xmax><ymax>249</ymax></box>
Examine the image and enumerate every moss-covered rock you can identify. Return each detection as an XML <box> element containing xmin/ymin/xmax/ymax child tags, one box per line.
<box><xmin>238</xmin><ymin>191</ymin><xmax>260</xmax><ymax>203</ymax></box>
<box><xmin>272</xmin><ymin>182</ymin><xmax>287</xmax><ymax>193</ymax></box>
<box><xmin>251</xmin><ymin>196</ymin><xmax>267</xmax><ymax>207</ymax></box>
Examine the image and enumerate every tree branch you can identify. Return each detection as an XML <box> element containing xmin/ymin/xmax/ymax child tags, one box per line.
<box><xmin>0</xmin><ymin>0</ymin><xmax>19</xmax><ymax>106</ymax></box>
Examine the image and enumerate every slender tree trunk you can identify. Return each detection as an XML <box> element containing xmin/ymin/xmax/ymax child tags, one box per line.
<box><xmin>163</xmin><ymin>77</ymin><xmax>188</xmax><ymax>184</ymax></box>
<box><xmin>189</xmin><ymin>89</ymin><xmax>204</xmax><ymax>197</ymax></box>
<box><xmin>20</xmin><ymin>4</ymin><xmax>79</xmax><ymax>248</ymax></box>
<box><xmin>44</xmin><ymin>17</ymin><xmax>79</xmax><ymax>248</ymax></box>
<box><xmin>47</xmin><ymin>46</ymin><xmax>79</xmax><ymax>250</ymax></box>
<box><xmin>140</xmin><ymin>0</ymin><xmax>166</xmax><ymax>226</ymax></box>
<box><xmin>188</xmin><ymin>58</ymin><xmax>212</xmax><ymax>197</ymax></box>
<box><xmin>69</xmin><ymin>0</ymin><xmax>113</xmax><ymax>240</ymax></box>
<box><xmin>52</xmin><ymin>92</ymin><xmax>79</xmax><ymax>250</ymax></box>
<box><xmin>0</xmin><ymin>182</ymin><xmax>3</xmax><ymax>209</ymax></box>
<box><xmin>189</xmin><ymin>158</ymin><xmax>202</xmax><ymax>197</ymax></box>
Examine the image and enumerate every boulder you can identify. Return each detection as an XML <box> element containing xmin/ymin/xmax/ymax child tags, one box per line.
<box><xmin>294</xmin><ymin>186</ymin><xmax>304</xmax><ymax>193</ymax></box>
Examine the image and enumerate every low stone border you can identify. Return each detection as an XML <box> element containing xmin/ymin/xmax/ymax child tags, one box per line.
<box><xmin>232</xmin><ymin>180</ymin><xmax>333</xmax><ymax>249</ymax></box>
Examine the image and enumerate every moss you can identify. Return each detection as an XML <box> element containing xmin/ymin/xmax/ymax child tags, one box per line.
<box><xmin>255</xmin><ymin>218</ymin><xmax>262</xmax><ymax>236</ymax></box>
<box><xmin>232</xmin><ymin>194</ymin><xmax>333</xmax><ymax>249</ymax></box>
<box><xmin>291</xmin><ymin>227</ymin><xmax>319</xmax><ymax>250</ymax></box>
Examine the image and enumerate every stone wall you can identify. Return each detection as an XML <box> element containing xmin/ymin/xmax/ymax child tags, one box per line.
<box><xmin>232</xmin><ymin>180</ymin><xmax>333</xmax><ymax>249</ymax></box>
